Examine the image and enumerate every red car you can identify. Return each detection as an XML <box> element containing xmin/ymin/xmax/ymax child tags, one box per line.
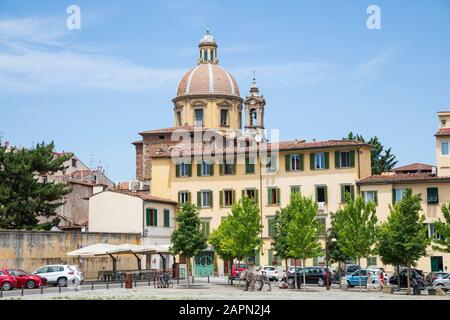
<box><xmin>231</xmin><ymin>263</ymin><xmax>248</xmax><ymax>279</ymax></box>
<box><xmin>2</xmin><ymin>269</ymin><xmax>46</xmax><ymax>289</ymax></box>
<box><xmin>0</xmin><ymin>269</ymin><xmax>17</xmax><ymax>291</ymax></box>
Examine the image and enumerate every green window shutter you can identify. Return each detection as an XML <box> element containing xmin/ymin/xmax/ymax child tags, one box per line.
<box><xmin>340</xmin><ymin>185</ymin><xmax>345</xmax><ymax>203</ymax></box>
<box><xmin>188</xmin><ymin>192</ymin><xmax>191</xmax><ymax>203</ymax></box>
<box><xmin>335</xmin><ymin>151</ymin><xmax>341</xmax><ymax>168</ymax></box>
<box><xmin>374</xmin><ymin>191</ymin><xmax>378</xmax><ymax>205</ymax></box>
<box><xmin>209</xmin><ymin>191</ymin><xmax>213</xmax><ymax>208</ymax></box>
<box><xmin>255</xmin><ymin>189</ymin><xmax>259</xmax><ymax>204</ymax></box>
<box><xmin>255</xmin><ymin>251</ymin><xmax>260</xmax><ymax>266</ymax></box>
<box><xmin>219</xmin><ymin>190</ymin><xmax>223</xmax><ymax>207</ymax></box>
<box><xmin>310</xmin><ymin>153</ymin><xmax>315</xmax><ymax>170</ymax></box>
<box><xmin>392</xmin><ymin>189</ymin><xmax>396</xmax><ymax>204</ymax></box>
<box><xmin>232</xmin><ymin>190</ymin><xmax>236</xmax><ymax>204</ymax></box>
<box><xmin>268</xmin><ymin>219</ymin><xmax>275</xmax><ymax>237</ymax></box>
<box><xmin>268</xmin><ymin>188</ymin><xmax>273</xmax><ymax>205</ymax></box>
<box><xmin>324</xmin><ymin>186</ymin><xmax>328</xmax><ymax>203</ymax></box>
<box><xmin>350</xmin><ymin>150</ymin><xmax>355</xmax><ymax>168</ymax></box>
<box><xmin>350</xmin><ymin>185</ymin><xmax>355</xmax><ymax>200</ymax></box>
<box><xmin>241</xmin><ymin>190</ymin><xmax>245</xmax><ymax>199</ymax></box>
<box><xmin>175</xmin><ymin>164</ymin><xmax>180</xmax><ymax>177</ymax></box>
<box><xmin>268</xmin><ymin>249</ymin><xmax>273</xmax><ymax>265</ymax></box>
<box><xmin>315</xmin><ymin>186</ymin><xmax>319</xmax><ymax>202</ymax></box>
<box><xmin>197</xmin><ymin>163</ymin><xmax>201</xmax><ymax>176</ymax></box>
<box><xmin>206</xmin><ymin>221</ymin><xmax>210</xmax><ymax>236</ymax></box>
<box><xmin>146</xmin><ymin>208</ymin><xmax>151</xmax><ymax>226</ymax></box>
<box><xmin>178</xmin><ymin>192</ymin><xmax>181</xmax><ymax>204</ymax></box>
<box><xmin>153</xmin><ymin>209</ymin><xmax>158</xmax><ymax>226</ymax></box>
<box><xmin>276</xmin><ymin>188</ymin><xmax>281</xmax><ymax>205</ymax></box>
<box><xmin>245</xmin><ymin>158</ymin><xmax>249</xmax><ymax>173</ymax></box>
<box><xmin>285</xmin><ymin>154</ymin><xmax>290</xmax><ymax>171</ymax></box>
<box><xmin>197</xmin><ymin>191</ymin><xmax>201</xmax><ymax>207</ymax></box>
<box><xmin>219</xmin><ymin>164</ymin><xmax>224</xmax><ymax>175</ymax></box>
<box><xmin>187</xmin><ymin>163</ymin><xmax>192</xmax><ymax>177</ymax></box>
<box><xmin>163</xmin><ymin>209</ymin><xmax>170</xmax><ymax>227</ymax></box>
<box><xmin>313</xmin><ymin>257</ymin><xmax>318</xmax><ymax>266</ymax></box>
<box><xmin>324</xmin><ymin>152</ymin><xmax>330</xmax><ymax>169</ymax></box>
<box><xmin>210</xmin><ymin>163</ymin><xmax>214</xmax><ymax>176</ymax></box>
<box><xmin>299</xmin><ymin>154</ymin><xmax>304</xmax><ymax>171</ymax></box>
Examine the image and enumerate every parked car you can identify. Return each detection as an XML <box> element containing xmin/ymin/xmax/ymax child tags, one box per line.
<box><xmin>230</xmin><ymin>263</ymin><xmax>248</xmax><ymax>280</ymax></box>
<box><xmin>0</xmin><ymin>269</ymin><xmax>17</xmax><ymax>291</ymax></box>
<box><xmin>426</xmin><ymin>272</ymin><xmax>448</xmax><ymax>286</ymax></box>
<box><xmin>256</xmin><ymin>266</ymin><xmax>279</xmax><ymax>281</ymax></box>
<box><xmin>282</xmin><ymin>266</ymin><xmax>302</xmax><ymax>281</ymax></box>
<box><xmin>286</xmin><ymin>266</ymin><xmax>334</xmax><ymax>287</ymax></box>
<box><xmin>70</xmin><ymin>265</ymin><xmax>84</xmax><ymax>284</ymax></box>
<box><xmin>343</xmin><ymin>268</ymin><xmax>388</xmax><ymax>288</ymax></box>
<box><xmin>32</xmin><ymin>265</ymin><xmax>80</xmax><ymax>287</ymax></box>
<box><xmin>389</xmin><ymin>269</ymin><xmax>426</xmax><ymax>290</ymax></box>
<box><xmin>5</xmin><ymin>269</ymin><xmax>46</xmax><ymax>289</ymax></box>
<box><xmin>431</xmin><ymin>273</ymin><xmax>450</xmax><ymax>291</ymax></box>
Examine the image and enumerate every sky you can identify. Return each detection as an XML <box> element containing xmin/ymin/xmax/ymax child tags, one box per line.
<box><xmin>0</xmin><ymin>0</ymin><xmax>449</xmax><ymax>182</ymax></box>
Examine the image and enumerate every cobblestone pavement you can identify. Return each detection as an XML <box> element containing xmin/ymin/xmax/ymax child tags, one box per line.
<box><xmin>3</xmin><ymin>277</ymin><xmax>449</xmax><ymax>300</ymax></box>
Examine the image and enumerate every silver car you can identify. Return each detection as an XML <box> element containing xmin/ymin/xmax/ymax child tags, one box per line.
<box><xmin>432</xmin><ymin>273</ymin><xmax>450</xmax><ymax>291</ymax></box>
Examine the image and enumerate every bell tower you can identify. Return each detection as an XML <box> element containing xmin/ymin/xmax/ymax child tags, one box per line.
<box><xmin>244</xmin><ymin>76</ymin><xmax>266</xmax><ymax>138</ymax></box>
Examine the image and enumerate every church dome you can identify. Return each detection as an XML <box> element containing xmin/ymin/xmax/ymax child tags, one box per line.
<box><xmin>176</xmin><ymin>63</ymin><xmax>240</xmax><ymax>98</ymax></box>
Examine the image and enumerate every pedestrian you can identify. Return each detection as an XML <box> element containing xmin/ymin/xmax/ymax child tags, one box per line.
<box><xmin>378</xmin><ymin>270</ymin><xmax>384</xmax><ymax>291</ymax></box>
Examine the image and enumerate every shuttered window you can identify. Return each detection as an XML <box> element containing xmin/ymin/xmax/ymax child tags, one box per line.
<box><xmin>146</xmin><ymin>208</ymin><xmax>157</xmax><ymax>226</ymax></box>
<box><xmin>267</xmin><ymin>187</ymin><xmax>280</xmax><ymax>205</ymax></box>
<box><xmin>316</xmin><ymin>186</ymin><xmax>328</xmax><ymax>203</ymax></box>
<box><xmin>340</xmin><ymin>184</ymin><xmax>355</xmax><ymax>202</ymax></box>
<box><xmin>245</xmin><ymin>157</ymin><xmax>255</xmax><ymax>174</ymax></box>
<box><xmin>163</xmin><ymin>209</ymin><xmax>170</xmax><ymax>227</ymax></box>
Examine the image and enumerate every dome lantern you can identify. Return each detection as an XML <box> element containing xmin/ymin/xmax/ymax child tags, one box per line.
<box><xmin>198</xmin><ymin>28</ymin><xmax>218</xmax><ymax>64</ymax></box>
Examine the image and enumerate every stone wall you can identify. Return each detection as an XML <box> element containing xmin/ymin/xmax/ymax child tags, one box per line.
<box><xmin>0</xmin><ymin>230</ymin><xmax>141</xmax><ymax>279</ymax></box>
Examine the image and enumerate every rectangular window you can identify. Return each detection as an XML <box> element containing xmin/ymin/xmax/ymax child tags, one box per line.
<box><xmin>290</xmin><ymin>154</ymin><xmax>300</xmax><ymax>171</ymax></box>
<box><xmin>267</xmin><ymin>187</ymin><xmax>280</xmax><ymax>205</ymax></box>
<box><xmin>268</xmin><ymin>218</ymin><xmax>276</xmax><ymax>238</ymax></box>
<box><xmin>316</xmin><ymin>186</ymin><xmax>327</xmax><ymax>203</ymax></box>
<box><xmin>178</xmin><ymin>162</ymin><xmax>191</xmax><ymax>177</ymax></box>
<box><xmin>224</xmin><ymin>163</ymin><xmax>234</xmax><ymax>175</ymax></box>
<box><xmin>200</xmin><ymin>219</ymin><xmax>210</xmax><ymax>237</ymax></box>
<box><xmin>367</xmin><ymin>257</ymin><xmax>377</xmax><ymax>267</ymax></box>
<box><xmin>201</xmin><ymin>191</ymin><xmax>212</xmax><ymax>208</ymax></box>
<box><xmin>220</xmin><ymin>109</ymin><xmax>228</xmax><ymax>126</ymax></box>
<box><xmin>428</xmin><ymin>223</ymin><xmax>441</xmax><ymax>240</ymax></box>
<box><xmin>290</xmin><ymin>185</ymin><xmax>301</xmax><ymax>194</ymax></box>
<box><xmin>194</xmin><ymin>109</ymin><xmax>203</xmax><ymax>126</ymax></box>
<box><xmin>393</xmin><ymin>188</ymin><xmax>407</xmax><ymax>203</ymax></box>
<box><xmin>266</xmin><ymin>156</ymin><xmax>277</xmax><ymax>172</ymax></box>
<box><xmin>340</xmin><ymin>184</ymin><xmax>355</xmax><ymax>202</ymax></box>
<box><xmin>146</xmin><ymin>208</ymin><xmax>157</xmax><ymax>227</ymax></box>
<box><xmin>315</xmin><ymin>152</ymin><xmax>326</xmax><ymax>169</ymax></box>
<box><xmin>245</xmin><ymin>157</ymin><xmax>255</xmax><ymax>174</ymax></box>
<box><xmin>178</xmin><ymin>191</ymin><xmax>190</xmax><ymax>204</ymax></box>
<box><xmin>223</xmin><ymin>190</ymin><xmax>235</xmax><ymax>207</ymax></box>
<box><xmin>163</xmin><ymin>209</ymin><xmax>170</xmax><ymax>227</ymax></box>
<box><xmin>362</xmin><ymin>191</ymin><xmax>378</xmax><ymax>204</ymax></box>
<box><xmin>427</xmin><ymin>187</ymin><xmax>439</xmax><ymax>205</ymax></box>
<box><xmin>200</xmin><ymin>161</ymin><xmax>212</xmax><ymax>176</ymax></box>
<box><xmin>441</xmin><ymin>142</ymin><xmax>449</xmax><ymax>156</ymax></box>
<box><xmin>340</xmin><ymin>151</ymin><xmax>351</xmax><ymax>168</ymax></box>
<box><xmin>316</xmin><ymin>217</ymin><xmax>326</xmax><ymax>236</ymax></box>
<box><xmin>71</xmin><ymin>158</ymin><xmax>77</xmax><ymax>167</ymax></box>
<box><xmin>177</xmin><ymin>111</ymin><xmax>182</xmax><ymax>126</ymax></box>
<box><xmin>244</xmin><ymin>189</ymin><xmax>257</xmax><ymax>201</ymax></box>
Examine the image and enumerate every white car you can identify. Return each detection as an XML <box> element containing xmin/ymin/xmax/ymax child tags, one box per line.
<box><xmin>257</xmin><ymin>266</ymin><xmax>279</xmax><ymax>281</ymax></box>
<box><xmin>70</xmin><ymin>265</ymin><xmax>84</xmax><ymax>284</ymax></box>
<box><xmin>32</xmin><ymin>265</ymin><xmax>80</xmax><ymax>287</ymax></box>
<box><xmin>432</xmin><ymin>273</ymin><xmax>450</xmax><ymax>291</ymax></box>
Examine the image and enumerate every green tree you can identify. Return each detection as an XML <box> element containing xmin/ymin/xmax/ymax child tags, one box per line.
<box><xmin>326</xmin><ymin>219</ymin><xmax>351</xmax><ymax>286</ymax></box>
<box><xmin>433</xmin><ymin>203</ymin><xmax>450</xmax><ymax>254</ymax></box>
<box><xmin>286</xmin><ymin>193</ymin><xmax>324</xmax><ymax>290</ymax></box>
<box><xmin>333</xmin><ymin>194</ymin><xmax>378</xmax><ymax>291</ymax></box>
<box><xmin>209</xmin><ymin>216</ymin><xmax>235</xmax><ymax>284</ymax></box>
<box><xmin>378</xmin><ymin>190</ymin><xmax>430</xmax><ymax>293</ymax></box>
<box><xmin>170</xmin><ymin>202</ymin><xmax>207</xmax><ymax>288</ymax></box>
<box><xmin>346</xmin><ymin>132</ymin><xmax>398</xmax><ymax>174</ymax></box>
<box><xmin>271</xmin><ymin>198</ymin><xmax>295</xmax><ymax>286</ymax></box>
<box><xmin>228</xmin><ymin>196</ymin><xmax>263</xmax><ymax>266</ymax></box>
<box><xmin>0</xmin><ymin>142</ymin><xmax>71</xmax><ymax>230</ymax></box>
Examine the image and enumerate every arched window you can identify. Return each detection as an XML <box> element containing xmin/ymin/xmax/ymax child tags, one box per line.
<box><xmin>250</xmin><ymin>108</ymin><xmax>257</xmax><ymax>126</ymax></box>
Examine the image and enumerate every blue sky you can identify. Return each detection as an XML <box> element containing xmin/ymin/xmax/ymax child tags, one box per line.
<box><xmin>0</xmin><ymin>0</ymin><xmax>449</xmax><ymax>181</ymax></box>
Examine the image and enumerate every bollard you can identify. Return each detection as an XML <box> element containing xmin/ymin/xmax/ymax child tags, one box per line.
<box><xmin>148</xmin><ymin>278</ymin><xmax>151</xmax><ymax>286</ymax></box>
<box><xmin>106</xmin><ymin>282</ymin><xmax>109</xmax><ymax>289</ymax></box>
<box><xmin>91</xmin><ymin>282</ymin><xmax>94</xmax><ymax>290</ymax></box>
<box><xmin>40</xmin><ymin>286</ymin><xmax>43</xmax><ymax>295</ymax></box>
<box><xmin>0</xmin><ymin>286</ymin><xmax>3</xmax><ymax>298</ymax></box>
<box><xmin>208</xmin><ymin>276</ymin><xmax>210</xmax><ymax>283</ymax></box>
<box><xmin>134</xmin><ymin>279</ymin><xmax>137</xmax><ymax>287</ymax></box>
<box><xmin>21</xmin><ymin>286</ymin><xmax>24</xmax><ymax>296</ymax></box>
<box><xmin>121</xmin><ymin>281</ymin><xmax>123</xmax><ymax>288</ymax></box>
<box><xmin>58</xmin><ymin>285</ymin><xmax>61</xmax><ymax>294</ymax></box>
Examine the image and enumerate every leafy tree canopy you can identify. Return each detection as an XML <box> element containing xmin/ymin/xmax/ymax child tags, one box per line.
<box><xmin>433</xmin><ymin>203</ymin><xmax>450</xmax><ymax>253</ymax></box>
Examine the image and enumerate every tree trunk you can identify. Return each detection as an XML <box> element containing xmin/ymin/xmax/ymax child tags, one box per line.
<box><xmin>406</xmin><ymin>263</ymin><xmax>411</xmax><ymax>295</ymax></box>
<box><xmin>396</xmin><ymin>265</ymin><xmax>400</xmax><ymax>291</ymax></box>
<box><xmin>358</xmin><ymin>257</ymin><xmax>362</xmax><ymax>292</ymax></box>
<box><xmin>238</xmin><ymin>259</ymin><xmax>241</xmax><ymax>288</ymax></box>
<box><xmin>303</xmin><ymin>259</ymin><xmax>306</xmax><ymax>292</ymax></box>
<box><xmin>285</xmin><ymin>258</ymin><xmax>288</xmax><ymax>287</ymax></box>
<box><xmin>186</xmin><ymin>256</ymin><xmax>190</xmax><ymax>288</ymax></box>
<box><xmin>338</xmin><ymin>261</ymin><xmax>341</xmax><ymax>289</ymax></box>
<box><xmin>229</xmin><ymin>259</ymin><xmax>233</xmax><ymax>285</ymax></box>
<box><xmin>294</xmin><ymin>259</ymin><xmax>298</xmax><ymax>289</ymax></box>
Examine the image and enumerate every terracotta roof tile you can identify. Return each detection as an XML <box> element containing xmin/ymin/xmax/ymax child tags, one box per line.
<box><xmin>358</xmin><ymin>172</ymin><xmax>450</xmax><ymax>185</ymax></box>
<box><xmin>394</xmin><ymin>163</ymin><xmax>433</xmax><ymax>173</ymax></box>
<box><xmin>109</xmin><ymin>190</ymin><xmax>177</xmax><ymax>205</ymax></box>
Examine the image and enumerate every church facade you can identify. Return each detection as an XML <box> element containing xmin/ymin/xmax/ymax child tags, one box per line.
<box><xmin>133</xmin><ymin>30</ymin><xmax>449</xmax><ymax>274</ymax></box>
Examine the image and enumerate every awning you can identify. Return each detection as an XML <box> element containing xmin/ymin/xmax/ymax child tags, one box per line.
<box><xmin>66</xmin><ymin>243</ymin><xmax>172</xmax><ymax>257</ymax></box>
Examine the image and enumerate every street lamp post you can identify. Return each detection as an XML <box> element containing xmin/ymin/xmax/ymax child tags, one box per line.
<box><xmin>326</xmin><ymin>236</ymin><xmax>337</xmax><ymax>291</ymax></box>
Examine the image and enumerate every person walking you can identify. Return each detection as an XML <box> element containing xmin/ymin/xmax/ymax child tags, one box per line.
<box><xmin>378</xmin><ymin>270</ymin><xmax>384</xmax><ymax>291</ymax></box>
